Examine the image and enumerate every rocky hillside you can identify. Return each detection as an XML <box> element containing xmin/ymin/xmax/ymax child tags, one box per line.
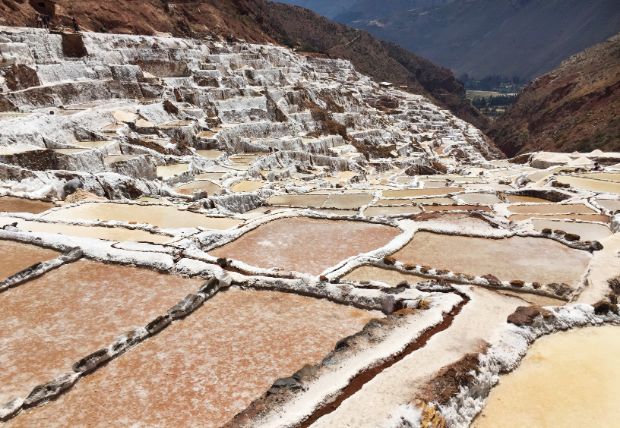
<box><xmin>488</xmin><ymin>34</ymin><xmax>620</xmax><ymax>156</ymax></box>
<box><xmin>281</xmin><ymin>0</ymin><xmax>620</xmax><ymax>81</ymax></box>
<box><xmin>0</xmin><ymin>0</ymin><xmax>486</xmax><ymax>129</ymax></box>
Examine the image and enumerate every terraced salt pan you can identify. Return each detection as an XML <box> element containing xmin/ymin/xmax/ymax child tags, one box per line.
<box><xmin>383</xmin><ymin>187</ymin><xmax>463</xmax><ymax>198</ymax></box>
<box><xmin>502</xmin><ymin>194</ymin><xmax>550</xmax><ymax>204</ymax></box>
<box><xmin>42</xmin><ymin>203</ymin><xmax>241</xmax><ymax>230</ymax></box>
<box><xmin>508</xmin><ymin>203</ymin><xmax>595</xmax><ymax>215</ymax></box>
<box><xmin>364</xmin><ymin>206</ymin><xmax>422</xmax><ymax>217</ymax></box>
<box><xmin>454</xmin><ymin>193</ymin><xmax>502</xmax><ymax>205</ymax></box>
<box><xmin>196</xmin><ymin>150</ymin><xmax>224</xmax><ymax>159</ymax></box>
<box><xmin>556</xmin><ymin>176</ymin><xmax>620</xmax><ymax>194</ymax></box>
<box><xmin>423</xmin><ymin>204</ymin><xmax>492</xmax><ymax>213</ymax></box>
<box><xmin>509</xmin><ymin>213</ymin><xmax>610</xmax><ymax>223</ymax></box>
<box><xmin>474</xmin><ymin>326</ymin><xmax>620</xmax><ymax>428</ymax></box>
<box><xmin>341</xmin><ymin>265</ymin><xmax>427</xmax><ymax>287</ymax></box>
<box><xmin>0</xmin><ymin>260</ymin><xmax>200</xmax><ymax>404</ymax></box>
<box><xmin>75</xmin><ymin>141</ymin><xmax>113</xmax><ymax>149</ymax></box>
<box><xmin>230</xmin><ymin>180</ymin><xmax>264</xmax><ymax>192</ymax></box>
<box><xmin>52</xmin><ymin>148</ymin><xmax>90</xmax><ymax>155</ymax></box>
<box><xmin>0</xmin><ymin>217</ymin><xmax>173</xmax><ymax>244</ymax></box>
<box><xmin>596</xmin><ymin>198</ymin><xmax>620</xmax><ymax>212</ymax></box>
<box><xmin>531</xmin><ymin>219</ymin><xmax>612</xmax><ymax>241</ymax></box>
<box><xmin>156</xmin><ymin>163</ymin><xmax>190</xmax><ymax>179</ymax></box>
<box><xmin>393</xmin><ymin>232</ymin><xmax>590</xmax><ymax>286</ymax></box>
<box><xmin>0</xmin><ymin>197</ymin><xmax>54</xmax><ymax>214</ymax></box>
<box><xmin>8</xmin><ymin>288</ymin><xmax>380</xmax><ymax>427</ymax></box>
<box><xmin>324</xmin><ymin>193</ymin><xmax>374</xmax><ymax>209</ymax></box>
<box><xmin>211</xmin><ymin>217</ymin><xmax>400</xmax><ymax>275</ymax></box>
<box><xmin>174</xmin><ymin>180</ymin><xmax>222</xmax><ymax>196</ymax></box>
<box><xmin>578</xmin><ymin>172</ymin><xmax>620</xmax><ymax>182</ymax></box>
<box><xmin>267</xmin><ymin>194</ymin><xmax>328</xmax><ymax>208</ymax></box>
<box><xmin>0</xmin><ymin>240</ymin><xmax>59</xmax><ymax>279</ymax></box>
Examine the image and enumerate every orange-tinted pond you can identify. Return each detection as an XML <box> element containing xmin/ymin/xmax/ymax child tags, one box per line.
<box><xmin>8</xmin><ymin>288</ymin><xmax>380</xmax><ymax>427</ymax></box>
<box><xmin>0</xmin><ymin>260</ymin><xmax>200</xmax><ymax>404</ymax></box>
<box><xmin>0</xmin><ymin>197</ymin><xmax>54</xmax><ymax>214</ymax></box>
<box><xmin>211</xmin><ymin>217</ymin><xmax>400</xmax><ymax>274</ymax></box>
<box><xmin>0</xmin><ymin>240</ymin><xmax>59</xmax><ymax>279</ymax></box>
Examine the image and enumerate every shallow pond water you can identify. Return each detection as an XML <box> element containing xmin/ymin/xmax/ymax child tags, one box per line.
<box><xmin>531</xmin><ymin>219</ymin><xmax>612</xmax><ymax>242</ymax></box>
<box><xmin>211</xmin><ymin>217</ymin><xmax>400</xmax><ymax>274</ymax></box>
<box><xmin>508</xmin><ymin>203</ymin><xmax>595</xmax><ymax>215</ymax></box>
<box><xmin>0</xmin><ymin>260</ymin><xmax>200</xmax><ymax>405</ymax></box>
<box><xmin>175</xmin><ymin>180</ymin><xmax>222</xmax><ymax>196</ymax></box>
<box><xmin>382</xmin><ymin>187</ymin><xmax>463</xmax><ymax>198</ymax></box>
<box><xmin>230</xmin><ymin>180</ymin><xmax>264</xmax><ymax>192</ymax></box>
<box><xmin>0</xmin><ymin>240</ymin><xmax>59</xmax><ymax>279</ymax></box>
<box><xmin>393</xmin><ymin>231</ymin><xmax>590</xmax><ymax>286</ymax></box>
<box><xmin>42</xmin><ymin>203</ymin><xmax>241</xmax><ymax>230</ymax></box>
<box><xmin>474</xmin><ymin>326</ymin><xmax>620</xmax><ymax>428</ymax></box>
<box><xmin>8</xmin><ymin>288</ymin><xmax>380</xmax><ymax>427</ymax></box>
<box><xmin>364</xmin><ymin>206</ymin><xmax>422</xmax><ymax>217</ymax></box>
<box><xmin>0</xmin><ymin>196</ymin><xmax>54</xmax><ymax>214</ymax></box>
<box><xmin>156</xmin><ymin>164</ymin><xmax>190</xmax><ymax>179</ymax></box>
<box><xmin>342</xmin><ymin>265</ymin><xmax>427</xmax><ymax>287</ymax></box>
<box><xmin>556</xmin><ymin>176</ymin><xmax>620</xmax><ymax>194</ymax></box>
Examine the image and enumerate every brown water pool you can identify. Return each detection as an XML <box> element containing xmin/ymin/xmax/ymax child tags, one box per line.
<box><xmin>392</xmin><ymin>231</ymin><xmax>590</xmax><ymax>286</ymax></box>
<box><xmin>7</xmin><ymin>288</ymin><xmax>380</xmax><ymax>427</ymax></box>
<box><xmin>0</xmin><ymin>240</ymin><xmax>59</xmax><ymax>279</ymax></box>
<box><xmin>0</xmin><ymin>260</ymin><xmax>200</xmax><ymax>404</ymax></box>
<box><xmin>342</xmin><ymin>265</ymin><xmax>427</xmax><ymax>287</ymax></box>
<box><xmin>211</xmin><ymin>217</ymin><xmax>400</xmax><ymax>274</ymax></box>
<box><xmin>0</xmin><ymin>197</ymin><xmax>54</xmax><ymax>214</ymax></box>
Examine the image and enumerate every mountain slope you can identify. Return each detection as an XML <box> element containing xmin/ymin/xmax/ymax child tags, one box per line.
<box><xmin>280</xmin><ymin>0</ymin><xmax>620</xmax><ymax>81</ymax></box>
<box><xmin>0</xmin><ymin>0</ymin><xmax>486</xmax><ymax>129</ymax></box>
<box><xmin>488</xmin><ymin>34</ymin><xmax>620</xmax><ymax>156</ymax></box>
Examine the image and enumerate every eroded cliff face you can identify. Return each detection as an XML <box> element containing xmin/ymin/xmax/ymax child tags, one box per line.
<box><xmin>488</xmin><ymin>33</ymin><xmax>620</xmax><ymax>156</ymax></box>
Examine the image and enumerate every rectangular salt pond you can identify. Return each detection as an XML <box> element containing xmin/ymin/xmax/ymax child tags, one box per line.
<box><xmin>364</xmin><ymin>206</ymin><xmax>422</xmax><ymax>217</ymax></box>
<box><xmin>0</xmin><ymin>240</ymin><xmax>59</xmax><ymax>279</ymax></box>
<box><xmin>342</xmin><ymin>265</ymin><xmax>427</xmax><ymax>287</ymax></box>
<box><xmin>0</xmin><ymin>197</ymin><xmax>54</xmax><ymax>214</ymax></box>
<box><xmin>211</xmin><ymin>217</ymin><xmax>400</xmax><ymax>275</ymax></box>
<box><xmin>0</xmin><ymin>260</ymin><xmax>200</xmax><ymax>404</ymax></box>
<box><xmin>508</xmin><ymin>203</ymin><xmax>596</xmax><ymax>215</ymax></box>
<box><xmin>474</xmin><ymin>326</ymin><xmax>620</xmax><ymax>428</ymax></box>
<box><xmin>392</xmin><ymin>231</ymin><xmax>590</xmax><ymax>286</ymax></box>
<box><xmin>556</xmin><ymin>176</ymin><xmax>620</xmax><ymax>194</ymax></box>
<box><xmin>8</xmin><ymin>288</ymin><xmax>381</xmax><ymax>427</ymax></box>
<box><xmin>382</xmin><ymin>187</ymin><xmax>463</xmax><ymax>198</ymax></box>
<box><xmin>531</xmin><ymin>219</ymin><xmax>612</xmax><ymax>242</ymax></box>
<box><xmin>0</xmin><ymin>217</ymin><xmax>173</xmax><ymax>244</ymax></box>
<box><xmin>156</xmin><ymin>164</ymin><xmax>190</xmax><ymax>179</ymax></box>
<box><xmin>42</xmin><ymin>203</ymin><xmax>242</xmax><ymax>230</ymax></box>
<box><xmin>175</xmin><ymin>180</ymin><xmax>222</xmax><ymax>196</ymax></box>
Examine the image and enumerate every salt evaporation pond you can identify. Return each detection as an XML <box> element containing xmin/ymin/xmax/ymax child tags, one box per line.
<box><xmin>323</xmin><ymin>193</ymin><xmax>374</xmax><ymax>209</ymax></box>
<box><xmin>342</xmin><ymin>265</ymin><xmax>427</xmax><ymax>287</ymax></box>
<box><xmin>531</xmin><ymin>219</ymin><xmax>612</xmax><ymax>241</ymax></box>
<box><xmin>393</xmin><ymin>231</ymin><xmax>590</xmax><ymax>286</ymax></box>
<box><xmin>174</xmin><ymin>180</ymin><xmax>222</xmax><ymax>196</ymax></box>
<box><xmin>382</xmin><ymin>187</ymin><xmax>463</xmax><ymax>197</ymax></box>
<box><xmin>211</xmin><ymin>217</ymin><xmax>400</xmax><ymax>274</ymax></box>
<box><xmin>0</xmin><ymin>196</ymin><xmax>54</xmax><ymax>214</ymax></box>
<box><xmin>156</xmin><ymin>163</ymin><xmax>190</xmax><ymax>179</ymax></box>
<box><xmin>8</xmin><ymin>289</ymin><xmax>380</xmax><ymax>427</ymax></box>
<box><xmin>364</xmin><ymin>206</ymin><xmax>422</xmax><ymax>217</ymax></box>
<box><xmin>557</xmin><ymin>175</ymin><xmax>620</xmax><ymax>194</ymax></box>
<box><xmin>508</xmin><ymin>203</ymin><xmax>596</xmax><ymax>215</ymax></box>
<box><xmin>509</xmin><ymin>213</ymin><xmax>610</xmax><ymax>223</ymax></box>
<box><xmin>0</xmin><ymin>260</ymin><xmax>200</xmax><ymax>404</ymax></box>
<box><xmin>2</xmin><ymin>218</ymin><xmax>173</xmax><ymax>243</ymax></box>
<box><xmin>474</xmin><ymin>326</ymin><xmax>620</xmax><ymax>428</ymax></box>
<box><xmin>42</xmin><ymin>203</ymin><xmax>242</xmax><ymax>230</ymax></box>
<box><xmin>0</xmin><ymin>240</ymin><xmax>59</xmax><ymax>279</ymax></box>
<box><xmin>267</xmin><ymin>194</ymin><xmax>328</xmax><ymax>208</ymax></box>
<box><xmin>230</xmin><ymin>180</ymin><xmax>264</xmax><ymax>192</ymax></box>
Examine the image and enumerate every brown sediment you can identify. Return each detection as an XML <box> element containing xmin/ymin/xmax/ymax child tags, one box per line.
<box><xmin>383</xmin><ymin>187</ymin><xmax>464</xmax><ymax>198</ymax></box>
<box><xmin>298</xmin><ymin>295</ymin><xmax>468</xmax><ymax>427</ymax></box>
<box><xmin>507</xmin><ymin>203</ymin><xmax>596</xmax><ymax>215</ymax></box>
<box><xmin>364</xmin><ymin>206</ymin><xmax>422</xmax><ymax>217</ymax></box>
<box><xmin>7</xmin><ymin>289</ymin><xmax>379</xmax><ymax>427</ymax></box>
<box><xmin>423</xmin><ymin>204</ymin><xmax>492</xmax><ymax>213</ymax></box>
<box><xmin>267</xmin><ymin>194</ymin><xmax>328</xmax><ymax>208</ymax></box>
<box><xmin>323</xmin><ymin>193</ymin><xmax>373</xmax><ymax>209</ymax></box>
<box><xmin>509</xmin><ymin>213</ymin><xmax>610</xmax><ymax>223</ymax></box>
<box><xmin>0</xmin><ymin>260</ymin><xmax>200</xmax><ymax>404</ymax></box>
<box><xmin>0</xmin><ymin>240</ymin><xmax>59</xmax><ymax>279</ymax></box>
<box><xmin>174</xmin><ymin>180</ymin><xmax>222</xmax><ymax>195</ymax></box>
<box><xmin>0</xmin><ymin>196</ymin><xmax>54</xmax><ymax>214</ymax></box>
<box><xmin>211</xmin><ymin>217</ymin><xmax>400</xmax><ymax>275</ymax></box>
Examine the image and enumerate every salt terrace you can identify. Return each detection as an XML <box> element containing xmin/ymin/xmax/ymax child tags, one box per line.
<box><xmin>0</xmin><ymin>26</ymin><xmax>619</xmax><ymax>427</ymax></box>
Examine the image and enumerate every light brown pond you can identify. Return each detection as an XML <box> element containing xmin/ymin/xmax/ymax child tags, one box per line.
<box><xmin>42</xmin><ymin>203</ymin><xmax>242</xmax><ymax>230</ymax></box>
<box><xmin>578</xmin><ymin>172</ymin><xmax>620</xmax><ymax>182</ymax></box>
<box><xmin>596</xmin><ymin>198</ymin><xmax>620</xmax><ymax>212</ymax></box>
<box><xmin>323</xmin><ymin>193</ymin><xmax>373</xmax><ymax>209</ymax></box>
<box><xmin>383</xmin><ymin>187</ymin><xmax>463</xmax><ymax>198</ymax></box>
<box><xmin>364</xmin><ymin>206</ymin><xmax>422</xmax><ymax>217</ymax></box>
<box><xmin>502</xmin><ymin>194</ymin><xmax>551</xmax><ymax>204</ymax></box>
<box><xmin>175</xmin><ymin>180</ymin><xmax>222</xmax><ymax>196</ymax></box>
<box><xmin>423</xmin><ymin>204</ymin><xmax>492</xmax><ymax>212</ymax></box>
<box><xmin>508</xmin><ymin>203</ymin><xmax>595</xmax><ymax>215</ymax></box>
<box><xmin>531</xmin><ymin>219</ymin><xmax>612</xmax><ymax>242</ymax></box>
<box><xmin>211</xmin><ymin>217</ymin><xmax>400</xmax><ymax>274</ymax></box>
<box><xmin>5</xmin><ymin>218</ymin><xmax>173</xmax><ymax>243</ymax></box>
<box><xmin>556</xmin><ymin>176</ymin><xmax>620</xmax><ymax>194</ymax></box>
<box><xmin>196</xmin><ymin>149</ymin><xmax>224</xmax><ymax>159</ymax></box>
<box><xmin>0</xmin><ymin>240</ymin><xmax>59</xmax><ymax>279</ymax></box>
<box><xmin>474</xmin><ymin>326</ymin><xmax>620</xmax><ymax>428</ymax></box>
<box><xmin>455</xmin><ymin>193</ymin><xmax>502</xmax><ymax>205</ymax></box>
<box><xmin>8</xmin><ymin>288</ymin><xmax>380</xmax><ymax>427</ymax></box>
<box><xmin>76</xmin><ymin>141</ymin><xmax>113</xmax><ymax>149</ymax></box>
<box><xmin>157</xmin><ymin>164</ymin><xmax>190</xmax><ymax>179</ymax></box>
<box><xmin>0</xmin><ymin>197</ymin><xmax>54</xmax><ymax>214</ymax></box>
<box><xmin>267</xmin><ymin>194</ymin><xmax>328</xmax><ymax>208</ymax></box>
<box><xmin>509</xmin><ymin>213</ymin><xmax>610</xmax><ymax>223</ymax></box>
<box><xmin>393</xmin><ymin>231</ymin><xmax>590</xmax><ymax>286</ymax></box>
<box><xmin>342</xmin><ymin>265</ymin><xmax>427</xmax><ymax>287</ymax></box>
<box><xmin>230</xmin><ymin>180</ymin><xmax>264</xmax><ymax>192</ymax></box>
<box><xmin>0</xmin><ymin>260</ymin><xmax>200</xmax><ymax>404</ymax></box>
